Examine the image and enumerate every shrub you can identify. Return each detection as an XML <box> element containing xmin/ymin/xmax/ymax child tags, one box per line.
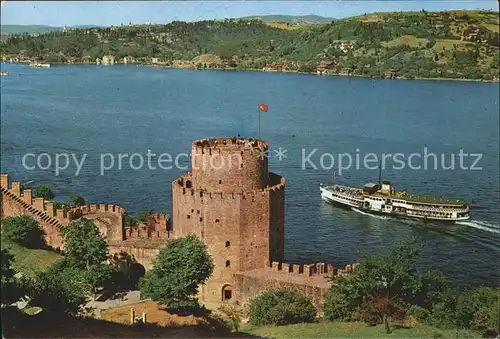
<box><xmin>68</xmin><ymin>193</ymin><xmax>85</xmax><ymax>207</ymax></box>
<box><xmin>355</xmin><ymin>296</ymin><xmax>394</xmax><ymax>325</ymax></box>
<box><xmin>33</xmin><ymin>185</ymin><xmax>55</xmax><ymax>200</ymax></box>
<box><xmin>248</xmin><ymin>289</ymin><xmax>316</xmax><ymax>326</ymax></box>
<box><xmin>27</xmin><ymin>260</ymin><xmax>90</xmax><ymax>315</ymax></box>
<box><xmin>1</xmin><ymin>216</ymin><xmax>44</xmax><ymax>248</ymax></box>
<box><xmin>1</xmin><ymin>249</ymin><xmax>25</xmax><ymax>306</ymax></box>
<box><xmin>218</xmin><ymin>304</ymin><xmax>245</xmax><ymax>332</ymax></box>
<box><xmin>426</xmin><ymin>290</ymin><xmax>459</xmax><ymax>328</ymax></box>
<box><xmin>124</xmin><ymin>214</ymin><xmax>138</xmax><ymax>226</ymax></box>
<box><xmin>323</xmin><ymin>280</ymin><xmax>361</xmax><ymax>320</ymax></box>
<box><xmin>407</xmin><ymin>305</ymin><xmax>431</xmax><ymax>323</ymax></box>
<box><xmin>455</xmin><ymin>287</ymin><xmax>499</xmax><ymax>331</ymax></box>
<box><xmin>136</xmin><ymin>210</ymin><xmax>152</xmax><ymax>223</ymax></box>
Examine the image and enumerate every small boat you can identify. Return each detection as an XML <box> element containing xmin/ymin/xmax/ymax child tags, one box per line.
<box><xmin>29</xmin><ymin>63</ymin><xmax>50</xmax><ymax>68</ymax></box>
<box><xmin>0</xmin><ymin>72</ymin><xmax>8</xmax><ymax>76</ymax></box>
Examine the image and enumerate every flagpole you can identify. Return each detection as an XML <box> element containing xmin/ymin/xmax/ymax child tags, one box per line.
<box><xmin>258</xmin><ymin>105</ymin><xmax>261</xmax><ymax>140</ymax></box>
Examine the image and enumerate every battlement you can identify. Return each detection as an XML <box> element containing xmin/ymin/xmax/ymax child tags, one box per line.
<box><xmin>192</xmin><ymin>137</ymin><xmax>268</xmax><ymax>154</ymax></box>
<box><xmin>267</xmin><ymin>260</ymin><xmax>358</xmax><ymax>277</ymax></box>
<box><xmin>123</xmin><ymin>212</ymin><xmax>171</xmax><ymax>241</ymax></box>
<box><xmin>68</xmin><ymin>203</ymin><xmax>127</xmax><ymax>218</ymax></box>
<box><xmin>175</xmin><ymin>173</ymin><xmax>284</xmax><ymax>198</ymax></box>
<box><xmin>1</xmin><ymin>174</ymin><xmax>127</xmax><ymax>224</ymax></box>
<box><xmin>123</xmin><ymin>223</ymin><xmax>172</xmax><ymax>240</ymax></box>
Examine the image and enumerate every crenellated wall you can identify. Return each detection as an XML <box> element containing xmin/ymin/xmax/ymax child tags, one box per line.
<box><xmin>190</xmin><ymin>137</ymin><xmax>269</xmax><ymax>193</ymax></box>
<box><xmin>0</xmin><ymin>174</ymin><xmax>170</xmax><ymax>262</ymax></box>
<box><xmin>235</xmin><ymin>261</ymin><xmax>358</xmax><ymax>310</ymax></box>
<box><xmin>123</xmin><ymin>213</ymin><xmax>172</xmax><ymax>240</ymax></box>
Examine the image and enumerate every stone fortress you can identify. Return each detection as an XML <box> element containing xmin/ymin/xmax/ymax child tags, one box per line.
<box><xmin>0</xmin><ymin>137</ymin><xmax>355</xmax><ymax>309</ymax></box>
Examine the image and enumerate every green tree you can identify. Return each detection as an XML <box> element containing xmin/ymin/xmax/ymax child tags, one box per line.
<box><xmin>1</xmin><ymin>249</ymin><xmax>25</xmax><ymax>306</ymax></box>
<box><xmin>136</xmin><ymin>210</ymin><xmax>153</xmax><ymax>223</ymax></box>
<box><xmin>324</xmin><ymin>237</ymin><xmax>451</xmax><ymax>323</ymax></box>
<box><xmin>139</xmin><ymin>235</ymin><xmax>214</xmax><ymax>309</ymax></box>
<box><xmin>61</xmin><ymin>219</ymin><xmax>108</xmax><ymax>269</ymax></box>
<box><xmin>84</xmin><ymin>262</ymin><xmax>119</xmax><ymax>294</ymax></box>
<box><xmin>27</xmin><ymin>260</ymin><xmax>90</xmax><ymax>315</ymax></box>
<box><xmin>1</xmin><ymin>216</ymin><xmax>44</xmax><ymax>248</ymax></box>
<box><xmin>33</xmin><ymin>185</ymin><xmax>55</xmax><ymax>200</ymax></box>
<box><xmin>455</xmin><ymin>287</ymin><xmax>500</xmax><ymax>331</ymax></box>
<box><xmin>248</xmin><ymin>289</ymin><xmax>317</xmax><ymax>326</ymax></box>
<box><xmin>69</xmin><ymin>193</ymin><xmax>86</xmax><ymax>206</ymax></box>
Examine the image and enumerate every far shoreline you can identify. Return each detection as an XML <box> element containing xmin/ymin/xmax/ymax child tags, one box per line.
<box><xmin>2</xmin><ymin>60</ymin><xmax>499</xmax><ymax>84</ymax></box>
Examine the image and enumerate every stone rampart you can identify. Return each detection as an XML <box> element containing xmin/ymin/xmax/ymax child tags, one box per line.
<box><xmin>235</xmin><ymin>260</ymin><xmax>358</xmax><ymax>310</ymax></box>
<box><xmin>0</xmin><ymin>173</ymin><xmax>170</xmax><ymax>254</ymax></box>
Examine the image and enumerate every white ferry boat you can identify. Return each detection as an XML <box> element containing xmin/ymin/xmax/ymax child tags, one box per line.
<box><xmin>29</xmin><ymin>63</ymin><xmax>50</xmax><ymax>68</ymax></box>
<box><xmin>320</xmin><ymin>180</ymin><xmax>470</xmax><ymax>222</ymax></box>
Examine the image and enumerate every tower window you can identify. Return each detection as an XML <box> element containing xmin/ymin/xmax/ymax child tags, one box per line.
<box><xmin>225</xmin><ymin>260</ymin><xmax>231</xmax><ymax>267</ymax></box>
<box><xmin>215</xmin><ymin>219</ymin><xmax>220</xmax><ymax>223</ymax></box>
<box><xmin>200</xmin><ymin>217</ymin><xmax>203</xmax><ymax>222</ymax></box>
<box><xmin>225</xmin><ymin>241</ymin><xmax>230</xmax><ymax>247</ymax></box>
<box><xmin>187</xmin><ymin>215</ymin><xmax>190</xmax><ymax>219</ymax></box>
<box><xmin>219</xmin><ymin>180</ymin><xmax>222</xmax><ymax>184</ymax></box>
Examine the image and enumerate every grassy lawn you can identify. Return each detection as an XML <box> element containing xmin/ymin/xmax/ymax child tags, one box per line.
<box><xmin>265</xmin><ymin>22</ymin><xmax>313</xmax><ymax>30</ymax></box>
<box><xmin>243</xmin><ymin>321</ymin><xmax>482</xmax><ymax>338</ymax></box>
<box><xmin>382</xmin><ymin>35</ymin><xmax>429</xmax><ymax>48</ymax></box>
<box><xmin>483</xmin><ymin>23</ymin><xmax>499</xmax><ymax>33</ymax></box>
<box><xmin>1</xmin><ymin>240</ymin><xmax>62</xmax><ymax>277</ymax></box>
<box><xmin>433</xmin><ymin>39</ymin><xmax>472</xmax><ymax>52</ymax></box>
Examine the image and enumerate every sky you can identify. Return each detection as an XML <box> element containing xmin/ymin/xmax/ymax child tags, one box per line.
<box><xmin>0</xmin><ymin>1</ymin><xmax>498</xmax><ymax>27</ymax></box>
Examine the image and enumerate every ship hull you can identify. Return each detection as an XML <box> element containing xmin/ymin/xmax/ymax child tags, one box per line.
<box><xmin>355</xmin><ymin>206</ymin><xmax>463</xmax><ymax>223</ymax></box>
<box><xmin>320</xmin><ymin>185</ymin><xmax>470</xmax><ymax>223</ymax></box>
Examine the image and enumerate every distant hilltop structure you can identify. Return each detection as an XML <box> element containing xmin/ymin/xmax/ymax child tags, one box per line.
<box><xmin>0</xmin><ymin>137</ymin><xmax>355</xmax><ymax>309</ymax></box>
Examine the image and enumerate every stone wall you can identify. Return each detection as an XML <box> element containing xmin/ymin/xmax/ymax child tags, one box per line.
<box><xmin>0</xmin><ymin>174</ymin><xmax>170</xmax><ymax>264</ymax></box>
<box><xmin>1</xmin><ymin>180</ymin><xmax>65</xmax><ymax>249</ymax></box>
<box><xmin>235</xmin><ymin>261</ymin><xmax>357</xmax><ymax>310</ymax></box>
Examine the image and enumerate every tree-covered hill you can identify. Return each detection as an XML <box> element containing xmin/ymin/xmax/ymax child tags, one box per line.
<box><xmin>1</xmin><ymin>10</ymin><xmax>498</xmax><ymax>80</ymax></box>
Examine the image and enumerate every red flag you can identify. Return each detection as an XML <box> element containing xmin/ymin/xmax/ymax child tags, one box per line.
<box><xmin>258</xmin><ymin>104</ymin><xmax>269</xmax><ymax>112</ymax></box>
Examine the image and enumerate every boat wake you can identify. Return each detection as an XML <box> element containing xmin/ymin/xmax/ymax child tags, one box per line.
<box><xmin>456</xmin><ymin>220</ymin><xmax>500</xmax><ymax>234</ymax></box>
<box><xmin>351</xmin><ymin>208</ymin><xmax>390</xmax><ymax>220</ymax></box>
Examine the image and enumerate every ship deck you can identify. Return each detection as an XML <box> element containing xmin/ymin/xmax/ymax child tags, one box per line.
<box><xmin>374</xmin><ymin>193</ymin><xmax>466</xmax><ymax>206</ymax></box>
<box><xmin>324</xmin><ymin>185</ymin><xmax>466</xmax><ymax>207</ymax></box>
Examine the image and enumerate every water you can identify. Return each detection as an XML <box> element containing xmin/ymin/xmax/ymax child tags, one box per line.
<box><xmin>1</xmin><ymin>63</ymin><xmax>499</xmax><ymax>288</ymax></box>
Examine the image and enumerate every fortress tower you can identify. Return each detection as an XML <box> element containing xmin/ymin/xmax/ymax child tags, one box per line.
<box><xmin>172</xmin><ymin>137</ymin><xmax>285</xmax><ymax>304</ymax></box>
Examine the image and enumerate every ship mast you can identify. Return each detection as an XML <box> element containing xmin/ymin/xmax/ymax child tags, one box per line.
<box><xmin>378</xmin><ymin>161</ymin><xmax>382</xmax><ymax>187</ymax></box>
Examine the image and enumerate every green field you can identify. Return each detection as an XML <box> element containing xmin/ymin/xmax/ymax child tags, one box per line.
<box><xmin>244</xmin><ymin>321</ymin><xmax>482</xmax><ymax>338</ymax></box>
<box><xmin>1</xmin><ymin>240</ymin><xmax>62</xmax><ymax>277</ymax></box>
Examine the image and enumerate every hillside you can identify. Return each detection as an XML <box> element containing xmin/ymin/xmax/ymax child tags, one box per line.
<box><xmin>1</xmin><ymin>10</ymin><xmax>498</xmax><ymax>81</ymax></box>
